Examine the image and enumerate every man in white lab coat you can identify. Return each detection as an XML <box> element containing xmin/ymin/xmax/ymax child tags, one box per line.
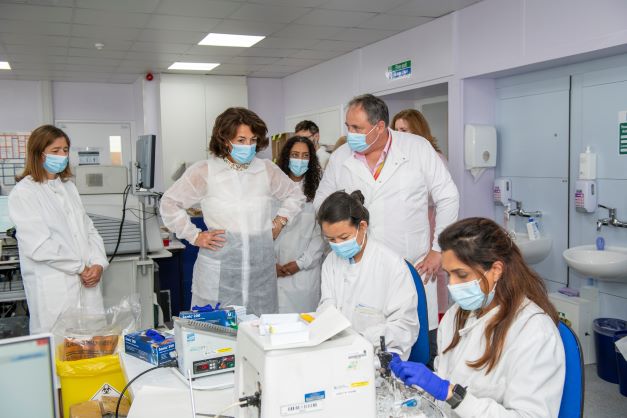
<box><xmin>314</xmin><ymin>94</ymin><xmax>459</xmax><ymax>336</ymax></box>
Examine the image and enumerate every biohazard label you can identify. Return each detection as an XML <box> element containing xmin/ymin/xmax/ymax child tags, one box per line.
<box><xmin>90</xmin><ymin>383</ymin><xmax>121</xmax><ymax>400</ymax></box>
<box><xmin>280</xmin><ymin>400</ymin><xmax>323</xmax><ymax>415</ymax></box>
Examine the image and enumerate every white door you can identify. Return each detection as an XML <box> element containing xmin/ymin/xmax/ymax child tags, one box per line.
<box><xmin>56</xmin><ymin>121</ymin><xmax>133</xmax><ymax>169</ymax></box>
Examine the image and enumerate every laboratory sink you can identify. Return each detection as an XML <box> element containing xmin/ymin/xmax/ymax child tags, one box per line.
<box><xmin>512</xmin><ymin>233</ymin><xmax>552</xmax><ymax>265</ymax></box>
<box><xmin>563</xmin><ymin>245</ymin><xmax>627</xmax><ymax>281</ymax></box>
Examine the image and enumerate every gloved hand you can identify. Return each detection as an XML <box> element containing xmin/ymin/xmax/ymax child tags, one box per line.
<box><xmin>145</xmin><ymin>329</ymin><xmax>165</xmax><ymax>343</ymax></box>
<box><xmin>391</xmin><ymin>361</ymin><xmax>450</xmax><ymax>401</ymax></box>
<box><xmin>192</xmin><ymin>303</ymin><xmax>221</xmax><ymax>312</ymax></box>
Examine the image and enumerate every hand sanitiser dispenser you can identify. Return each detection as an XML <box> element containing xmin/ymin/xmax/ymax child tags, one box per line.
<box><xmin>575</xmin><ymin>179</ymin><xmax>597</xmax><ymax>213</ymax></box>
<box><xmin>465</xmin><ymin>124</ymin><xmax>497</xmax><ymax>181</ymax></box>
<box><xmin>493</xmin><ymin>178</ymin><xmax>512</xmax><ymax>206</ymax></box>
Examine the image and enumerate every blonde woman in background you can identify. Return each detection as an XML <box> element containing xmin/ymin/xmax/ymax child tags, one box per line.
<box><xmin>392</xmin><ymin>108</ymin><xmax>449</xmax><ymax>368</ymax></box>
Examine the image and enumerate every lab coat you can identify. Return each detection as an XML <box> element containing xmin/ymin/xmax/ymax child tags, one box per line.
<box><xmin>435</xmin><ymin>300</ymin><xmax>565</xmax><ymax>418</ymax></box>
<box><xmin>160</xmin><ymin>155</ymin><xmax>305</xmax><ymax>315</ymax></box>
<box><xmin>8</xmin><ymin>176</ymin><xmax>109</xmax><ymax>334</ymax></box>
<box><xmin>274</xmin><ymin>181</ymin><xmax>326</xmax><ymax>313</ymax></box>
<box><xmin>314</xmin><ymin>129</ymin><xmax>459</xmax><ymax>330</ymax></box>
<box><xmin>317</xmin><ymin>238</ymin><xmax>418</xmax><ymax>359</ymax></box>
<box><xmin>316</xmin><ymin>147</ymin><xmax>330</xmax><ymax>170</ymax></box>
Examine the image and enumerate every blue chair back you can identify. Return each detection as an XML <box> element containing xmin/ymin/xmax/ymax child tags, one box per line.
<box><xmin>405</xmin><ymin>260</ymin><xmax>430</xmax><ymax>364</ymax></box>
<box><xmin>558</xmin><ymin>320</ymin><xmax>584</xmax><ymax>418</ymax></box>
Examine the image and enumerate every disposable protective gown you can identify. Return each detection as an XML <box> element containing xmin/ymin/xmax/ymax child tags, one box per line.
<box><xmin>160</xmin><ymin>156</ymin><xmax>305</xmax><ymax>315</ymax></box>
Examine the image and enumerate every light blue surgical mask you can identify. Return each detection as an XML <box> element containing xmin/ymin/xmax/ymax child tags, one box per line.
<box><xmin>347</xmin><ymin>125</ymin><xmax>379</xmax><ymax>153</ymax></box>
<box><xmin>330</xmin><ymin>226</ymin><xmax>365</xmax><ymax>260</ymax></box>
<box><xmin>447</xmin><ymin>279</ymin><xmax>496</xmax><ymax>311</ymax></box>
<box><xmin>289</xmin><ymin>158</ymin><xmax>309</xmax><ymax>177</ymax></box>
<box><xmin>43</xmin><ymin>154</ymin><xmax>68</xmax><ymax>174</ymax></box>
<box><xmin>230</xmin><ymin>144</ymin><xmax>256</xmax><ymax>164</ymax></box>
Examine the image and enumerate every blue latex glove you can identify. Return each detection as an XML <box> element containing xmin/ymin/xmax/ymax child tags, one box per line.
<box><xmin>192</xmin><ymin>302</ymin><xmax>221</xmax><ymax>312</ymax></box>
<box><xmin>145</xmin><ymin>329</ymin><xmax>165</xmax><ymax>343</ymax></box>
<box><xmin>389</xmin><ymin>353</ymin><xmax>402</xmax><ymax>375</ymax></box>
<box><xmin>391</xmin><ymin>361</ymin><xmax>450</xmax><ymax>401</ymax></box>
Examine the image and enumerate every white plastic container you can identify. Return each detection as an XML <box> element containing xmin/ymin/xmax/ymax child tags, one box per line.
<box><xmin>526</xmin><ymin>217</ymin><xmax>540</xmax><ymax>240</ymax></box>
<box><xmin>579</xmin><ymin>146</ymin><xmax>597</xmax><ymax>180</ymax></box>
<box><xmin>575</xmin><ymin>179</ymin><xmax>597</xmax><ymax>213</ymax></box>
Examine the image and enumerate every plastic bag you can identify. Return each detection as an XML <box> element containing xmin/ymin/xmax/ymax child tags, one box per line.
<box><xmin>52</xmin><ymin>292</ymin><xmax>141</xmax><ymax>361</ymax></box>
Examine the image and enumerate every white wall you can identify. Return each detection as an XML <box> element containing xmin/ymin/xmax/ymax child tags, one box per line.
<box><xmin>0</xmin><ymin>80</ymin><xmax>46</xmax><ymax>131</ymax></box>
<box><xmin>53</xmin><ymin>82</ymin><xmax>135</xmax><ymax>122</ymax></box>
<box><xmin>247</xmin><ymin>77</ymin><xmax>284</xmax><ymax>159</ymax></box>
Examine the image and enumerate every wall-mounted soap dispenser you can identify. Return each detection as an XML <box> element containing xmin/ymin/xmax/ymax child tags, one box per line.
<box><xmin>575</xmin><ymin>146</ymin><xmax>597</xmax><ymax>213</ymax></box>
<box><xmin>465</xmin><ymin>124</ymin><xmax>497</xmax><ymax>182</ymax></box>
<box><xmin>493</xmin><ymin>177</ymin><xmax>512</xmax><ymax>206</ymax></box>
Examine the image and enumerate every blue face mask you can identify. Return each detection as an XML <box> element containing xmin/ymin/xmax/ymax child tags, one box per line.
<box><xmin>289</xmin><ymin>158</ymin><xmax>309</xmax><ymax>177</ymax></box>
<box><xmin>230</xmin><ymin>144</ymin><xmax>256</xmax><ymax>164</ymax></box>
<box><xmin>329</xmin><ymin>226</ymin><xmax>365</xmax><ymax>260</ymax></box>
<box><xmin>447</xmin><ymin>279</ymin><xmax>496</xmax><ymax>311</ymax></box>
<box><xmin>43</xmin><ymin>154</ymin><xmax>69</xmax><ymax>174</ymax></box>
<box><xmin>347</xmin><ymin>125</ymin><xmax>379</xmax><ymax>153</ymax></box>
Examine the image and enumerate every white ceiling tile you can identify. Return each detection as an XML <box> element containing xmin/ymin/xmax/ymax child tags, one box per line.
<box><xmin>0</xmin><ymin>20</ymin><xmax>71</xmax><ymax>36</ymax></box>
<box><xmin>248</xmin><ymin>70</ymin><xmax>292</xmax><ymax>78</ymax></box>
<box><xmin>131</xmin><ymin>42</ymin><xmax>193</xmax><ymax>54</ymax></box>
<box><xmin>357</xmin><ymin>14</ymin><xmax>432</xmax><ymax>31</ymax></box>
<box><xmin>272</xmin><ymin>24</ymin><xmax>343</xmax><ymax>40</ymax></box>
<box><xmin>207</xmin><ymin>19</ymin><xmax>287</xmax><ymax>37</ymax></box>
<box><xmin>3</xmin><ymin>44</ymin><xmax>67</xmax><ymax>56</ymax></box>
<box><xmin>244</xmin><ymin>0</ymin><xmax>327</xmax><ymax>7</ymax></box>
<box><xmin>0</xmin><ymin>4</ymin><xmax>73</xmax><ymax>22</ymax></box>
<box><xmin>72</xmin><ymin>9</ymin><xmax>152</xmax><ymax>28</ymax></box>
<box><xmin>332</xmin><ymin>27</ymin><xmax>396</xmax><ymax>43</ymax></box>
<box><xmin>66</xmin><ymin>56</ymin><xmax>122</xmax><ymax>68</ymax></box>
<box><xmin>290</xmin><ymin>48</ymin><xmax>345</xmax><ymax>60</ymax></box>
<box><xmin>71</xmin><ymin>24</ymin><xmax>141</xmax><ymax>41</ymax></box>
<box><xmin>146</xmin><ymin>15</ymin><xmax>220</xmax><ymax>32</ymax></box>
<box><xmin>0</xmin><ymin>34</ymin><xmax>69</xmax><ymax>47</ymax></box>
<box><xmin>156</xmin><ymin>0</ymin><xmax>241</xmax><ymax>19</ymax></box>
<box><xmin>388</xmin><ymin>0</ymin><xmax>481</xmax><ymax>18</ymax></box>
<box><xmin>67</xmin><ymin>48</ymin><xmax>128</xmax><ymax>59</ymax></box>
<box><xmin>238</xmin><ymin>47</ymin><xmax>300</xmax><ymax>58</ymax></box>
<box><xmin>122</xmin><ymin>51</ymin><xmax>183</xmax><ymax>62</ymax></box>
<box><xmin>69</xmin><ymin>38</ymin><xmax>133</xmax><ymax>50</ymax></box>
<box><xmin>186</xmin><ymin>45</ymin><xmax>245</xmax><ymax>57</ymax></box>
<box><xmin>295</xmin><ymin>9</ymin><xmax>374</xmax><ymax>27</ymax></box>
<box><xmin>255</xmin><ymin>37</ymin><xmax>318</xmax><ymax>50</ymax></box>
<box><xmin>6</xmin><ymin>54</ymin><xmax>68</xmax><ymax>64</ymax></box>
<box><xmin>229</xmin><ymin>4</ymin><xmax>311</xmax><ymax>23</ymax></box>
<box><xmin>273</xmin><ymin>57</ymin><xmax>321</xmax><ymax>67</ymax></box>
<box><xmin>311</xmin><ymin>39</ymin><xmax>368</xmax><ymax>51</ymax></box>
<box><xmin>76</xmin><ymin>0</ymin><xmax>161</xmax><ymax>13</ymax></box>
<box><xmin>225</xmin><ymin>56</ymin><xmax>279</xmax><ymax>65</ymax></box>
<box><xmin>17</xmin><ymin>0</ymin><xmax>75</xmax><ymax>6</ymax></box>
<box><xmin>136</xmin><ymin>29</ymin><xmax>207</xmax><ymax>44</ymax></box>
<box><xmin>320</xmin><ymin>0</ymin><xmax>408</xmax><ymax>13</ymax></box>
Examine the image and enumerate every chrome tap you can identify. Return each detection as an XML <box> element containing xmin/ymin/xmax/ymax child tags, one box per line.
<box><xmin>507</xmin><ymin>199</ymin><xmax>542</xmax><ymax>218</ymax></box>
<box><xmin>596</xmin><ymin>205</ymin><xmax>627</xmax><ymax>231</ymax></box>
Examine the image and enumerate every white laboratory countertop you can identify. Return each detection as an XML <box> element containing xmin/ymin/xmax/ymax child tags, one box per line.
<box><xmin>120</xmin><ymin>353</ymin><xmax>235</xmax><ymax>418</ymax></box>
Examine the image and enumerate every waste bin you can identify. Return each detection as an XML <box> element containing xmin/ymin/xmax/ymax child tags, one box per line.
<box><xmin>593</xmin><ymin>318</ymin><xmax>627</xmax><ymax>383</ymax></box>
<box><xmin>616</xmin><ymin>331</ymin><xmax>627</xmax><ymax>397</ymax></box>
<box><xmin>56</xmin><ymin>350</ymin><xmax>128</xmax><ymax>418</ymax></box>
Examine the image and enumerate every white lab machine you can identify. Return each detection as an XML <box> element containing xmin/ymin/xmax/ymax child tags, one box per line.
<box><xmin>234</xmin><ymin>322</ymin><xmax>376</xmax><ymax>418</ymax></box>
<box><xmin>174</xmin><ymin>317</ymin><xmax>237</xmax><ymax>379</ymax></box>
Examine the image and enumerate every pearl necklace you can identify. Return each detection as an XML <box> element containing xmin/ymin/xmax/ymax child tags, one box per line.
<box><xmin>223</xmin><ymin>157</ymin><xmax>250</xmax><ymax>171</ymax></box>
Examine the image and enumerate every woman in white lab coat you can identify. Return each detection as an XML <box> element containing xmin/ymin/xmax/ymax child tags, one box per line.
<box><xmin>8</xmin><ymin>125</ymin><xmax>108</xmax><ymax>334</ymax></box>
<box><xmin>160</xmin><ymin>108</ymin><xmax>305</xmax><ymax>316</ymax></box>
<box><xmin>390</xmin><ymin>218</ymin><xmax>565</xmax><ymax>417</ymax></box>
<box><xmin>273</xmin><ymin>136</ymin><xmax>326</xmax><ymax>313</ymax></box>
<box><xmin>317</xmin><ymin>190</ymin><xmax>418</xmax><ymax>359</ymax></box>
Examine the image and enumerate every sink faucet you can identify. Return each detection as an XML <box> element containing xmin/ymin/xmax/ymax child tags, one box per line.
<box><xmin>507</xmin><ymin>199</ymin><xmax>542</xmax><ymax>218</ymax></box>
<box><xmin>597</xmin><ymin>205</ymin><xmax>627</xmax><ymax>231</ymax></box>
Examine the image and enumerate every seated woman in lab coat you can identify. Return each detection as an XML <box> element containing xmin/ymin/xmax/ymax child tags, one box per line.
<box><xmin>8</xmin><ymin>125</ymin><xmax>108</xmax><ymax>334</ymax></box>
<box><xmin>317</xmin><ymin>190</ymin><xmax>418</xmax><ymax>359</ymax></box>
<box><xmin>274</xmin><ymin>136</ymin><xmax>326</xmax><ymax>313</ymax></box>
<box><xmin>390</xmin><ymin>217</ymin><xmax>565</xmax><ymax>417</ymax></box>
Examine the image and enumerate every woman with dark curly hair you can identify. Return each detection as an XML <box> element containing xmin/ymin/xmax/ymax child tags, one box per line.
<box><xmin>160</xmin><ymin>108</ymin><xmax>305</xmax><ymax>315</ymax></box>
<box><xmin>273</xmin><ymin>136</ymin><xmax>326</xmax><ymax>312</ymax></box>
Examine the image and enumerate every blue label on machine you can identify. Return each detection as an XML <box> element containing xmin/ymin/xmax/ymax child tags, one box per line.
<box><xmin>304</xmin><ymin>391</ymin><xmax>325</xmax><ymax>402</ymax></box>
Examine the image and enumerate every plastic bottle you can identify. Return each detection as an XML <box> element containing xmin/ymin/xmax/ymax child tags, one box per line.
<box><xmin>596</xmin><ymin>236</ymin><xmax>605</xmax><ymax>251</ymax></box>
<box><xmin>526</xmin><ymin>217</ymin><xmax>540</xmax><ymax>240</ymax></box>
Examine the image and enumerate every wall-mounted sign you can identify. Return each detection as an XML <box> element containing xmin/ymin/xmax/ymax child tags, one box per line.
<box><xmin>386</xmin><ymin>60</ymin><xmax>411</xmax><ymax>80</ymax></box>
<box><xmin>619</xmin><ymin>111</ymin><xmax>627</xmax><ymax>155</ymax></box>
